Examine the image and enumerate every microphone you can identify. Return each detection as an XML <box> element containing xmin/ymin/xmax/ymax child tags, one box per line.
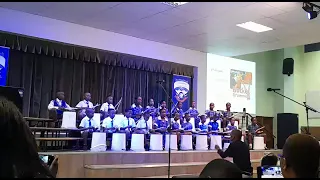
<box><xmin>156</xmin><ymin>80</ymin><xmax>166</xmax><ymax>83</ymax></box>
<box><xmin>267</xmin><ymin>88</ymin><xmax>281</xmax><ymax>91</ymax></box>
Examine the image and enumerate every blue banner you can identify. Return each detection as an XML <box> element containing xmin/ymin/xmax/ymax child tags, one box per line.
<box><xmin>172</xmin><ymin>74</ymin><xmax>191</xmax><ymax>112</ymax></box>
<box><xmin>0</xmin><ymin>46</ymin><xmax>9</xmax><ymax>86</ymax></box>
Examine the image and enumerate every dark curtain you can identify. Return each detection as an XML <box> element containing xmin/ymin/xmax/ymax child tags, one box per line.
<box><xmin>8</xmin><ymin>50</ymin><xmax>172</xmax><ymax>118</ymax></box>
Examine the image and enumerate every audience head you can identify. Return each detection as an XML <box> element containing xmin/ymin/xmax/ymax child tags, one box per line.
<box><xmin>251</xmin><ymin>117</ymin><xmax>257</xmax><ymax>125</ymax></box>
<box><xmin>85</xmin><ymin>108</ymin><xmax>94</xmax><ymax>118</ymax></box>
<box><xmin>226</xmin><ymin>102</ymin><xmax>231</xmax><ymax>110</ymax></box>
<box><xmin>199</xmin><ymin>159</ymin><xmax>242</xmax><ymax>178</ymax></box>
<box><xmin>56</xmin><ymin>91</ymin><xmax>65</xmax><ymax>100</ymax></box>
<box><xmin>230</xmin><ymin>129</ymin><xmax>242</xmax><ymax>142</ymax></box>
<box><xmin>108</xmin><ymin>109</ymin><xmax>116</xmax><ymax>119</ymax></box>
<box><xmin>261</xmin><ymin>153</ymin><xmax>278</xmax><ymax>167</ymax></box>
<box><xmin>280</xmin><ymin>133</ymin><xmax>320</xmax><ymax>178</ymax></box>
<box><xmin>136</xmin><ymin>96</ymin><xmax>142</xmax><ymax>105</ymax></box>
<box><xmin>209</xmin><ymin>103</ymin><xmax>214</xmax><ymax>110</ymax></box>
<box><xmin>0</xmin><ymin>97</ymin><xmax>53</xmax><ymax>178</ymax></box>
<box><xmin>149</xmin><ymin>99</ymin><xmax>154</xmax><ymax>106</ymax></box>
<box><xmin>177</xmin><ymin>102</ymin><xmax>182</xmax><ymax>109</ymax></box>
<box><xmin>124</xmin><ymin>108</ymin><xmax>132</xmax><ymax>118</ymax></box>
<box><xmin>192</xmin><ymin>101</ymin><xmax>196</xmax><ymax>108</ymax></box>
<box><xmin>107</xmin><ymin>96</ymin><xmax>113</xmax><ymax>104</ymax></box>
<box><xmin>84</xmin><ymin>92</ymin><xmax>91</xmax><ymax>101</ymax></box>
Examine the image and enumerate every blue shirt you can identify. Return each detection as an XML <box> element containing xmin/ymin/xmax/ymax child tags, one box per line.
<box><xmin>209</xmin><ymin>121</ymin><xmax>219</xmax><ymax>131</ymax></box>
<box><xmin>131</xmin><ymin>104</ymin><xmax>143</xmax><ymax>121</ymax></box>
<box><xmin>199</xmin><ymin>123</ymin><xmax>209</xmax><ymax>132</ymax></box>
<box><xmin>187</xmin><ymin>107</ymin><xmax>199</xmax><ymax>118</ymax></box>
<box><xmin>174</xmin><ymin>108</ymin><xmax>184</xmax><ymax>118</ymax></box>
<box><xmin>205</xmin><ymin>110</ymin><xmax>221</xmax><ymax>121</ymax></box>
<box><xmin>172</xmin><ymin>121</ymin><xmax>181</xmax><ymax>130</ymax></box>
<box><xmin>146</xmin><ymin>105</ymin><xmax>157</xmax><ymax>119</ymax></box>
<box><xmin>182</xmin><ymin>122</ymin><xmax>193</xmax><ymax>131</ymax></box>
<box><xmin>155</xmin><ymin>118</ymin><xmax>169</xmax><ymax>129</ymax></box>
<box><xmin>223</xmin><ymin>110</ymin><xmax>233</xmax><ymax>118</ymax></box>
<box><xmin>227</xmin><ymin>125</ymin><xmax>237</xmax><ymax>131</ymax></box>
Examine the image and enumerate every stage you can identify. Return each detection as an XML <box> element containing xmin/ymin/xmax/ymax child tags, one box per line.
<box><xmin>40</xmin><ymin>149</ymin><xmax>282</xmax><ymax>178</ymax></box>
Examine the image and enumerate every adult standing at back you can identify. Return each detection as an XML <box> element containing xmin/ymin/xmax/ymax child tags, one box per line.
<box><xmin>280</xmin><ymin>133</ymin><xmax>320</xmax><ymax>178</ymax></box>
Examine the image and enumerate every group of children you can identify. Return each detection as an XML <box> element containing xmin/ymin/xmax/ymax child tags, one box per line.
<box><xmin>78</xmin><ymin>102</ymin><xmax>239</xmax><ymax>150</ymax></box>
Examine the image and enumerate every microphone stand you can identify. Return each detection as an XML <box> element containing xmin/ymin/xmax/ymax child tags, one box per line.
<box><xmin>268</xmin><ymin>89</ymin><xmax>318</xmax><ymax>135</ymax></box>
<box><xmin>157</xmin><ymin>81</ymin><xmax>178</xmax><ymax>179</ymax></box>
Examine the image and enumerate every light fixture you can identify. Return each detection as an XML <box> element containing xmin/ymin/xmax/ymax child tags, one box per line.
<box><xmin>236</xmin><ymin>21</ymin><xmax>273</xmax><ymax>33</ymax></box>
<box><xmin>162</xmin><ymin>2</ymin><xmax>189</xmax><ymax>7</ymax></box>
<box><xmin>302</xmin><ymin>2</ymin><xmax>320</xmax><ymax>20</ymax></box>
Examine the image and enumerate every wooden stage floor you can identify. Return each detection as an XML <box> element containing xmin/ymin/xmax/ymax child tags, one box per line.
<box><xmin>40</xmin><ymin>149</ymin><xmax>282</xmax><ymax>178</ymax></box>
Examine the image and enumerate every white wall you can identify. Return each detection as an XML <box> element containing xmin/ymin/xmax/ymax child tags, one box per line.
<box><xmin>0</xmin><ymin>7</ymin><xmax>207</xmax><ymax>112</ymax></box>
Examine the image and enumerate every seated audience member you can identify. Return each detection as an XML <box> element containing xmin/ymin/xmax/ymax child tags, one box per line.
<box><xmin>247</xmin><ymin>117</ymin><xmax>266</xmax><ymax>149</ymax></box>
<box><xmin>280</xmin><ymin>133</ymin><xmax>320</xmax><ymax>178</ymax></box>
<box><xmin>101</xmin><ymin>109</ymin><xmax>119</xmax><ymax>149</ymax></box>
<box><xmin>261</xmin><ymin>153</ymin><xmax>278</xmax><ymax>167</ymax></box>
<box><xmin>0</xmin><ymin>97</ymin><xmax>54</xmax><ymax>178</ymax></box>
<box><xmin>199</xmin><ymin>159</ymin><xmax>243</xmax><ymax>178</ymax></box>
<box><xmin>215</xmin><ymin>130</ymin><xmax>253</xmax><ymax>177</ymax></box>
<box><xmin>79</xmin><ymin>108</ymin><xmax>99</xmax><ymax>150</ymax></box>
<box><xmin>120</xmin><ymin>109</ymin><xmax>136</xmax><ymax>150</ymax></box>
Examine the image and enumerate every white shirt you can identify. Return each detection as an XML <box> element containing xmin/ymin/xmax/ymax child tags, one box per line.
<box><xmin>101</xmin><ymin>116</ymin><xmax>121</xmax><ymax>129</ymax></box>
<box><xmin>131</xmin><ymin>104</ymin><xmax>142</xmax><ymax>108</ymax></box>
<box><xmin>100</xmin><ymin>102</ymin><xmax>115</xmax><ymax>112</ymax></box>
<box><xmin>76</xmin><ymin>100</ymin><xmax>94</xmax><ymax>108</ymax></box>
<box><xmin>48</xmin><ymin>98</ymin><xmax>71</xmax><ymax>110</ymax></box>
<box><xmin>120</xmin><ymin>117</ymin><xmax>136</xmax><ymax>128</ymax></box>
<box><xmin>79</xmin><ymin>116</ymin><xmax>99</xmax><ymax>129</ymax></box>
<box><xmin>136</xmin><ymin>118</ymin><xmax>151</xmax><ymax>130</ymax></box>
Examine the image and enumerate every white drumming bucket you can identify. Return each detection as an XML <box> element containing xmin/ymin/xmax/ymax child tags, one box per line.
<box><xmin>90</xmin><ymin>132</ymin><xmax>107</xmax><ymax>152</ymax></box>
<box><xmin>131</xmin><ymin>133</ymin><xmax>145</xmax><ymax>151</ymax></box>
<box><xmin>61</xmin><ymin>111</ymin><xmax>77</xmax><ymax>128</ymax></box>
<box><xmin>111</xmin><ymin>133</ymin><xmax>126</xmax><ymax>151</ymax></box>
<box><xmin>205</xmin><ymin>118</ymin><xmax>210</xmax><ymax>125</ymax></box>
<box><xmin>180</xmin><ymin>134</ymin><xmax>193</xmax><ymax>150</ymax></box>
<box><xmin>150</xmin><ymin>134</ymin><xmax>163</xmax><ymax>151</ymax></box>
<box><xmin>196</xmin><ymin>134</ymin><xmax>208</xmax><ymax>150</ymax></box>
<box><xmin>190</xmin><ymin>117</ymin><xmax>196</xmax><ymax>131</ymax></box>
<box><xmin>93</xmin><ymin>113</ymin><xmax>101</xmax><ymax>130</ymax></box>
<box><xmin>223</xmin><ymin>142</ymin><xmax>230</xmax><ymax>150</ymax></box>
<box><xmin>253</xmin><ymin>136</ymin><xmax>265</xmax><ymax>150</ymax></box>
<box><xmin>210</xmin><ymin>135</ymin><xmax>222</xmax><ymax>150</ymax></box>
<box><xmin>165</xmin><ymin>134</ymin><xmax>178</xmax><ymax>150</ymax></box>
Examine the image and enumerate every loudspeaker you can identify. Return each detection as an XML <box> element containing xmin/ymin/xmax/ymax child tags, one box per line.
<box><xmin>277</xmin><ymin>113</ymin><xmax>299</xmax><ymax>149</ymax></box>
<box><xmin>282</xmin><ymin>58</ymin><xmax>294</xmax><ymax>76</ymax></box>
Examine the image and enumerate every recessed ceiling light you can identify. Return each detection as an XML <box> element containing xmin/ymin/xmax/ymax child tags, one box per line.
<box><xmin>162</xmin><ymin>2</ymin><xmax>189</xmax><ymax>7</ymax></box>
<box><xmin>236</xmin><ymin>21</ymin><xmax>273</xmax><ymax>33</ymax></box>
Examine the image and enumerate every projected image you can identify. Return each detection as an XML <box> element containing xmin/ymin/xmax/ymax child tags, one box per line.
<box><xmin>230</xmin><ymin>69</ymin><xmax>252</xmax><ymax>100</ymax></box>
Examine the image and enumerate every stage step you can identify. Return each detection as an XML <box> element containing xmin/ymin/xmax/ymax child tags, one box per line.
<box><xmin>84</xmin><ymin>162</ymin><xmax>206</xmax><ymax>178</ymax></box>
<box><xmin>84</xmin><ymin>160</ymin><xmax>261</xmax><ymax>178</ymax></box>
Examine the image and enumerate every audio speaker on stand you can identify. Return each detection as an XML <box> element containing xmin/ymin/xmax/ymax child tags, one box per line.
<box><xmin>282</xmin><ymin>58</ymin><xmax>294</xmax><ymax>76</ymax></box>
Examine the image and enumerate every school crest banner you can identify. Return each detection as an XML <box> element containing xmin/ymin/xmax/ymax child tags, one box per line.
<box><xmin>172</xmin><ymin>74</ymin><xmax>191</xmax><ymax>112</ymax></box>
<box><xmin>0</xmin><ymin>46</ymin><xmax>9</xmax><ymax>86</ymax></box>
